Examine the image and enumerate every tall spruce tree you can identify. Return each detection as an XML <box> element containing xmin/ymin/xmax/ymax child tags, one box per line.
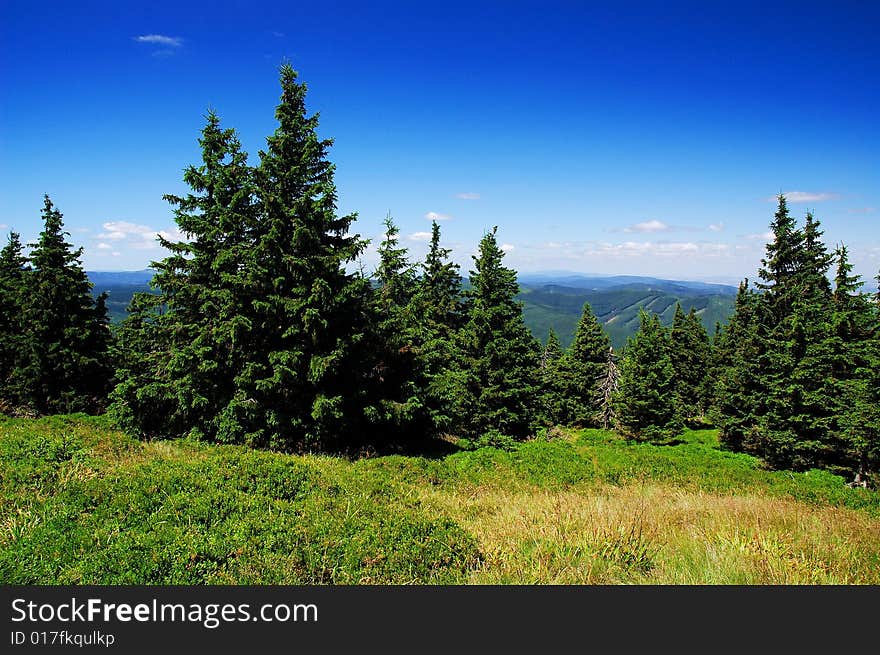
<box><xmin>239</xmin><ymin>63</ymin><xmax>375</xmax><ymax>449</ymax></box>
<box><xmin>409</xmin><ymin>221</ymin><xmax>464</xmax><ymax>433</ymax></box>
<box><xmin>552</xmin><ymin>302</ymin><xmax>610</xmax><ymax>426</ymax></box>
<box><xmin>756</xmin><ymin>210</ymin><xmax>836</xmax><ymax>469</ymax></box>
<box><xmin>111</xmin><ymin>111</ymin><xmax>258</xmax><ymax>441</ymax></box>
<box><xmin>0</xmin><ymin>231</ymin><xmax>29</xmax><ymax>407</ymax></box>
<box><xmin>20</xmin><ymin>196</ymin><xmax>112</xmax><ymax>414</ymax></box>
<box><xmin>454</xmin><ymin>227</ymin><xmax>540</xmax><ymax>440</ymax></box>
<box><xmin>613</xmin><ymin>310</ymin><xmax>682</xmax><ymax>441</ymax></box>
<box><xmin>669</xmin><ymin>303</ymin><xmax>711</xmax><ymax>420</ymax></box>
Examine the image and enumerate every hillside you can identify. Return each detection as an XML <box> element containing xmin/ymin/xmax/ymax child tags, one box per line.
<box><xmin>88</xmin><ymin>270</ymin><xmax>736</xmax><ymax>347</ymax></box>
<box><xmin>3</xmin><ymin>415</ymin><xmax>878</xmax><ymax>584</ymax></box>
<box><xmin>88</xmin><ymin>269</ymin><xmax>154</xmax><ymax>323</ymax></box>
<box><xmin>517</xmin><ymin>276</ymin><xmax>737</xmax><ymax>349</ymax></box>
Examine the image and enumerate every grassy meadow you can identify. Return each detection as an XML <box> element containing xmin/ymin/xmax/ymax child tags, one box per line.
<box><xmin>2</xmin><ymin>415</ymin><xmax>878</xmax><ymax>585</ymax></box>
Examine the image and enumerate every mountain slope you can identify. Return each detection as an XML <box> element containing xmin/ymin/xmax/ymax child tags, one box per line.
<box><xmin>518</xmin><ymin>276</ymin><xmax>736</xmax><ymax>349</ymax></box>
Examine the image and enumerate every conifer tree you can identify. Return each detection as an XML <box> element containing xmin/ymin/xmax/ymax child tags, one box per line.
<box><xmin>756</xmin><ymin>211</ymin><xmax>836</xmax><ymax>469</ymax></box>
<box><xmin>409</xmin><ymin>221</ymin><xmax>464</xmax><ymax>433</ymax></box>
<box><xmin>832</xmin><ymin>246</ymin><xmax>879</xmax><ymax>482</ymax></box>
<box><xmin>539</xmin><ymin>328</ymin><xmax>565</xmax><ymax>425</ymax></box>
<box><xmin>239</xmin><ymin>63</ymin><xmax>375</xmax><ymax>449</ymax></box>
<box><xmin>454</xmin><ymin>227</ymin><xmax>540</xmax><ymax>440</ymax></box>
<box><xmin>111</xmin><ymin>111</ymin><xmax>257</xmax><ymax>440</ymax></box>
<box><xmin>369</xmin><ymin>214</ymin><xmax>425</xmax><ymax>436</ymax></box>
<box><xmin>20</xmin><ymin>196</ymin><xmax>112</xmax><ymax>413</ymax></box>
<box><xmin>757</xmin><ymin>194</ymin><xmax>805</xmax><ymax>321</ymax></box>
<box><xmin>712</xmin><ymin>280</ymin><xmax>765</xmax><ymax>452</ymax></box>
<box><xmin>670</xmin><ymin>303</ymin><xmax>711</xmax><ymax>420</ymax></box>
<box><xmin>0</xmin><ymin>231</ymin><xmax>29</xmax><ymax>407</ymax></box>
<box><xmin>613</xmin><ymin>310</ymin><xmax>682</xmax><ymax>441</ymax></box>
<box><xmin>552</xmin><ymin>302</ymin><xmax>610</xmax><ymax>426</ymax></box>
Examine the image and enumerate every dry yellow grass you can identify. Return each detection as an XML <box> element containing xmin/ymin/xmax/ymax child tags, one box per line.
<box><xmin>418</xmin><ymin>482</ymin><xmax>880</xmax><ymax>584</ymax></box>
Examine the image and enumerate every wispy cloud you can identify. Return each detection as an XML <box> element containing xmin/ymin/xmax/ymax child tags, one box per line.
<box><xmin>768</xmin><ymin>191</ymin><xmax>840</xmax><ymax>203</ymax></box>
<box><xmin>134</xmin><ymin>34</ymin><xmax>183</xmax><ymax>47</ymax></box>
<box><xmin>847</xmin><ymin>207</ymin><xmax>875</xmax><ymax>214</ymax></box>
<box><xmin>708</xmin><ymin>222</ymin><xmax>725</xmax><ymax>232</ymax></box>
<box><xmin>424</xmin><ymin>211</ymin><xmax>452</xmax><ymax>221</ymax></box>
<box><xmin>97</xmin><ymin>221</ymin><xmax>185</xmax><ymax>250</ymax></box>
<box><xmin>587</xmin><ymin>241</ymin><xmax>722</xmax><ymax>257</ymax></box>
<box><xmin>96</xmin><ymin>242</ymin><xmax>112</xmax><ymax>250</ymax></box>
<box><xmin>520</xmin><ymin>239</ymin><xmax>731</xmax><ymax>259</ymax></box>
<box><xmin>0</xmin><ymin>223</ymin><xmax>7</xmax><ymax>230</ymax></box>
<box><xmin>624</xmin><ymin>219</ymin><xmax>670</xmax><ymax>233</ymax></box>
<box><xmin>742</xmin><ymin>231</ymin><xmax>774</xmax><ymax>241</ymax></box>
<box><xmin>501</xmin><ymin>243</ymin><xmax>515</xmax><ymax>252</ymax></box>
<box><xmin>408</xmin><ymin>231</ymin><xmax>432</xmax><ymax>242</ymax></box>
<box><xmin>454</xmin><ymin>192</ymin><xmax>480</xmax><ymax>200</ymax></box>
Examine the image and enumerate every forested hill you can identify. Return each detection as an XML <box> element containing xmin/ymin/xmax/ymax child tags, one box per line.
<box><xmin>87</xmin><ymin>269</ymin><xmax>736</xmax><ymax>349</ymax></box>
<box><xmin>516</xmin><ymin>274</ymin><xmax>737</xmax><ymax>349</ymax></box>
<box><xmin>87</xmin><ymin>269</ymin><xmax>154</xmax><ymax>323</ymax></box>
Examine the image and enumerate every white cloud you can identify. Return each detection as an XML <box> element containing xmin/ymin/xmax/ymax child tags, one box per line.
<box><xmin>0</xmin><ymin>223</ymin><xmax>7</xmax><ymax>230</ymax></box>
<box><xmin>848</xmin><ymin>207</ymin><xmax>876</xmax><ymax>214</ymax></box>
<box><xmin>408</xmin><ymin>231</ymin><xmax>432</xmax><ymax>242</ymax></box>
<box><xmin>743</xmin><ymin>231</ymin><xmax>774</xmax><ymax>241</ymax></box>
<box><xmin>769</xmin><ymin>191</ymin><xmax>839</xmax><ymax>203</ymax></box>
<box><xmin>588</xmin><ymin>241</ymin><xmax>702</xmax><ymax>257</ymax></box>
<box><xmin>520</xmin><ymin>240</ymin><xmax>731</xmax><ymax>260</ymax></box>
<box><xmin>501</xmin><ymin>243</ymin><xmax>515</xmax><ymax>252</ymax></box>
<box><xmin>424</xmin><ymin>211</ymin><xmax>452</xmax><ymax>221</ymax></box>
<box><xmin>134</xmin><ymin>34</ymin><xmax>183</xmax><ymax>47</ymax></box>
<box><xmin>455</xmin><ymin>192</ymin><xmax>480</xmax><ymax>200</ymax></box>
<box><xmin>112</xmin><ymin>251</ymin><xmax>121</xmax><ymax>257</ymax></box>
<box><xmin>624</xmin><ymin>219</ymin><xmax>670</xmax><ymax>233</ymax></box>
<box><xmin>97</xmin><ymin>221</ymin><xmax>185</xmax><ymax>250</ymax></box>
<box><xmin>96</xmin><ymin>242</ymin><xmax>112</xmax><ymax>250</ymax></box>
<box><xmin>708</xmin><ymin>222</ymin><xmax>725</xmax><ymax>232</ymax></box>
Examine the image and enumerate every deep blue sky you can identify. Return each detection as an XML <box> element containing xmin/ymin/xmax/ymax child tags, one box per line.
<box><xmin>1</xmin><ymin>0</ymin><xmax>878</xmax><ymax>283</ymax></box>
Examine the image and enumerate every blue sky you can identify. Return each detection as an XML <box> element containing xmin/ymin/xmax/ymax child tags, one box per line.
<box><xmin>1</xmin><ymin>1</ymin><xmax>878</xmax><ymax>284</ymax></box>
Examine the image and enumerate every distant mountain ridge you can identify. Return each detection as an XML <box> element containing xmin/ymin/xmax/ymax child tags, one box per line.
<box><xmin>87</xmin><ymin>270</ymin><xmax>737</xmax><ymax>349</ymax></box>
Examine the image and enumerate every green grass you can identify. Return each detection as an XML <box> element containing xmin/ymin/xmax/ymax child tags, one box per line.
<box><xmin>2</xmin><ymin>415</ymin><xmax>878</xmax><ymax>584</ymax></box>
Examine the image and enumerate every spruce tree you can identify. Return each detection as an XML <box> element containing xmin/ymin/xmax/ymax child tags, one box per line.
<box><xmin>454</xmin><ymin>227</ymin><xmax>540</xmax><ymax>440</ymax></box>
<box><xmin>669</xmin><ymin>303</ymin><xmax>711</xmax><ymax>421</ymax></box>
<box><xmin>239</xmin><ymin>63</ymin><xmax>374</xmax><ymax>449</ymax></box>
<box><xmin>20</xmin><ymin>196</ymin><xmax>112</xmax><ymax>413</ymax></box>
<box><xmin>539</xmin><ymin>328</ymin><xmax>565</xmax><ymax>425</ymax></box>
<box><xmin>111</xmin><ymin>111</ymin><xmax>258</xmax><ymax>440</ymax></box>
<box><xmin>614</xmin><ymin>309</ymin><xmax>682</xmax><ymax>441</ymax></box>
<box><xmin>712</xmin><ymin>280</ymin><xmax>765</xmax><ymax>452</ymax></box>
<box><xmin>757</xmin><ymin>194</ymin><xmax>805</xmax><ymax>321</ymax></box>
<box><xmin>409</xmin><ymin>221</ymin><xmax>464</xmax><ymax>433</ymax></box>
<box><xmin>552</xmin><ymin>302</ymin><xmax>610</xmax><ymax>426</ymax></box>
<box><xmin>369</xmin><ymin>214</ymin><xmax>425</xmax><ymax>437</ymax></box>
<box><xmin>756</xmin><ymin>211</ymin><xmax>836</xmax><ymax>469</ymax></box>
<box><xmin>832</xmin><ymin>246</ymin><xmax>879</xmax><ymax>482</ymax></box>
<box><xmin>0</xmin><ymin>231</ymin><xmax>29</xmax><ymax>408</ymax></box>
